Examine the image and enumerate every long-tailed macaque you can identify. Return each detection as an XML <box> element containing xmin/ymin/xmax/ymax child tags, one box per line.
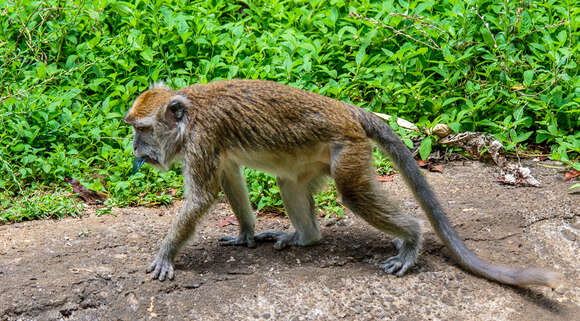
<box><xmin>123</xmin><ymin>79</ymin><xmax>562</xmax><ymax>288</ymax></box>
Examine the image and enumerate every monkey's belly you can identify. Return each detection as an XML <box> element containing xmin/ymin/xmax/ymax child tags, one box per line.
<box><xmin>226</xmin><ymin>143</ymin><xmax>331</xmax><ymax>183</ymax></box>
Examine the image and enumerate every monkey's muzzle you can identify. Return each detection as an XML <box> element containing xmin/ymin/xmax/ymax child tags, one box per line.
<box><xmin>130</xmin><ymin>157</ymin><xmax>147</xmax><ymax>176</ymax></box>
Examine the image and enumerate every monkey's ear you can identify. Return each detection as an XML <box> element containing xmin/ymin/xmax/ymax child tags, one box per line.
<box><xmin>167</xmin><ymin>96</ymin><xmax>187</xmax><ymax>121</ymax></box>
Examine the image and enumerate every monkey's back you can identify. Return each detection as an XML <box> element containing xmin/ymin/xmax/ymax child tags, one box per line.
<box><xmin>179</xmin><ymin>79</ymin><xmax>368</xmax><ymax>153</ymax></box>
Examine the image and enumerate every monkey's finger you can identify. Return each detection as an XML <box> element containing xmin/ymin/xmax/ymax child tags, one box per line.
<box><xmin>158</xmin><ymin>264</ymin><xmax>174</xmax><ymax>281</ymax></box>
<box><xmin>152</xmin><ymin>264</ymin><xmax>162</xmax><ymax>280</ymax></box>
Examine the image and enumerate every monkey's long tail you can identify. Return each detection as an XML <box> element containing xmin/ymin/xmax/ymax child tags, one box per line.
<box><xmin>359</xmin><ymin>110</ymin><xmax>563</xmax><ymax>289</ymax></box>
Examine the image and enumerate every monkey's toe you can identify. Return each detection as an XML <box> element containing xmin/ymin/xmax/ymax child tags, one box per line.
<box><xmin>380</xmin><ymin>238</ymin><xmax>417</xmax><ymax>276</ymax></box>
<box><xmin>391</xmin><ymin>237</ymin><xmax>404</xmax><ymax>250</ymax></box>
<box><xmin>254</xmin><ymin>230</ymin><xmax>285</xmax><ymax>241</ymax></box>
<box><xmin>147</xmin><ymin>257</ymin><xmax>174</xmax><ymax>281</ymax></box>
<box><xmin>255</xmin><ymin>231</ymin><xmax>299</xmax><ymax>250</ymax></box>
<box><xmin>381</xmin><ymin>257</ymin><xmax>401</xmax><ymax>274</ymax></box>
<box><xmin>381</xmin><ymin>256</ymin><xmax>411</xmax><ymax>276</ymax></box>
<box><xmin>219</xmin><ymin>234</ymin><xmax>256</xmax><ymax>248</ymax></box>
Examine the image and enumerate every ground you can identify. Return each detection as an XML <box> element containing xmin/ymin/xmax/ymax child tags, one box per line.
<box><xmin>0</xmin><ymin>160</ymin><xmax>578</xmax><ymax>321</ymax></box>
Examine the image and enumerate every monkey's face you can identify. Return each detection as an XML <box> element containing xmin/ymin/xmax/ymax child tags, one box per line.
<box><xmin>124</xmin><ymin>86</ymin><xmax>189</xmax><ymax>171</ymax></box>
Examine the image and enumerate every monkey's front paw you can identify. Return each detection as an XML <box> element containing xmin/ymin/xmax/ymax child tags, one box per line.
<box><xmin>219</xmin><ymin>233</ymin><xmax>256</xmax><ymax>248</ymax></box>
<box><xmin>380</xmin><ymin>238</ymin><xmax>417</xmax><ymax>277</ymax></box>
<box><xmin>146</xmin><ymin>256</ymin><xmax>174</xmax><ymax>281</ymax></box>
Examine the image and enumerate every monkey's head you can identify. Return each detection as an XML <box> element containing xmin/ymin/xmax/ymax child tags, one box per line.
<box><xmin>124</xmin><ymin>84</ymin><xmax>190</xmax><ymax>171</ymax></box>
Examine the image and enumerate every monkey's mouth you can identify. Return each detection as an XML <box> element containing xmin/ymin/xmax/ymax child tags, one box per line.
<box><xmin>130</xmin><ymin>156</ymin><xmax>160</xmax><ymax>175</ymax></box>
<box><xmin>144</xmin><ymin>156</ymin><xmax>159</xmax><ymax>165</ymax></box>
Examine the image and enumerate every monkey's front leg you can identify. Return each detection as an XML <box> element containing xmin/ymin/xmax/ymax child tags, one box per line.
<box><xmin>147</xmin><ymin>195</ymin><xmax>215</xmax><ymax>281</ymax></box>
<box><xmin>218</xmin><ymin>161</ymin><xmax>257</xmax><ymax>248</ymax></box>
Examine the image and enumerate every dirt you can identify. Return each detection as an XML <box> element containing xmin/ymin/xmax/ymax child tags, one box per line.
<box><xmin>1</xmin><ymin>160</ymin><xmax>578</xmax><ymax>321</ymax></box>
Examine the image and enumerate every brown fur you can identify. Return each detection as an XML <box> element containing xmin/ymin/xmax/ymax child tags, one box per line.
<box><xmin>124</xmin><ymin>79</ymin><xmax>562</xmax><ymax>289</ymax></box>
<box><xmin>124</xmin><ymin>86</ymin><xmax>174</xmax><ymax>123</ymax></box>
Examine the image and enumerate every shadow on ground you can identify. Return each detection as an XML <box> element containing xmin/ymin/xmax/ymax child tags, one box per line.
<box><xmin>0</xmin><ymin>160</ymin><xmax>578</xmax><ymax>320</ymax></box>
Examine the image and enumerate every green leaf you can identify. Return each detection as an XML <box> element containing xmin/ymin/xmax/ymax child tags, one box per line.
<box><xmin>479</xmin><ymin>119</ymin><xmax>499</xmax><ymax>128</ymax></box>
<box><xmin>42</xmin><ymin>163</ymin><xmax>51</xmax><ymax>173</ymax></box>
<box><xmin>520</xmin><ymin>11</ymin><xmax>532</xmax><ymax>34</ymax></box>
<box><xmin>419</xmin><ymin>137</ymin><xmax>432</xmax><ymax>160</ymax></box>
<box><xmin>523</xmin><ymin>70</ymin><xmax>534</xmax><ymax>87</ymax></box>
<box><xmin>356</xmin><ymin>45</ymin><xmax>367</xmax><ymax>66</ymax></box>
<box><xmin>61</xmin><ymin>88</ymin><xmax>81</xmax><ymax>100</ymax></box>
<box><xmin>536</xmin><ymin>132</ymin><xmax>550</xmax><ymax>143</ymax></box>
<box><xmin>513</xmin><ymin>106</ymin><xmax>524</xmax><ymax>121</ymax></box>
<box><xmin>568</xmin><ymin>183</ymin><xmax>580</xmax><ymax>191</ymax></box>
<box><xmin>442</xmin><ymin>97</ymin><xmax>463</xmax><ymax>107</ymax></box>
<box><xmin>557</xmin><ymin>31</ymin><xmax>567</xmax><ymax>43</ymax></box>
<box><xmin>548</xmin><ymin>123</ymin><xmax>558</xmax><ymax>136</ymax></box>
<box><xmin>481</xmin><ymin>26</ymin><xmax>495</xmax><ymax>48</ymax></box>
<box><xmin>140</xmin><ymin>47</ymin><xmax>154</xmax><ymax>62</ymax></box>
<box><xmin>402</xmin><ymin>137</ymin><xmax>413</xmax><ymax>149</ymax></box>
<box><xmin>515</xmin><ymin>131</ymin><xmax>533</xmax><ymax>143</ymax></box>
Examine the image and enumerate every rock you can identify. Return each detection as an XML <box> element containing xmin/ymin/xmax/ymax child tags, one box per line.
<box><xmin>183</xmin><ymin>283</ymin><xmax>200</xmax><ymax>289</ymax></box>
<box><xmin>561</xmin><ymin>229</ymin><xmax>576</xmax><ymax>241</ymax></box>
<box><xmin>432</xmin><ymin>123</ymin><xmax>452</xmax><ymax>137</ymax></box>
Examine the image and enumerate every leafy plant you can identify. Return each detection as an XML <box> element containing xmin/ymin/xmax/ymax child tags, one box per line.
<box><xmin>0</xmin><ymin>0</ymin><xmax>577</xmax><ymax>222</ymax></box>
<box><xmin>316</xmin><ymin>182</ymin><xmax>344</xmax><ymax>218</ymax></box>
<box><xmin>0</xmin><ymin>190</ymin><xmax>84</xmax><ymax>223</ymax></box>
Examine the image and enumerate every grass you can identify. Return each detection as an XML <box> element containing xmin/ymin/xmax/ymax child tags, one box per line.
<box><xmin>0</xmin><ymin>0</ymin><xmax>578</xmax><ymax>222</ymax></box>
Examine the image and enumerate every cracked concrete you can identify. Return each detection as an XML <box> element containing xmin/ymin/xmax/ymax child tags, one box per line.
<box><xmin>0</xmin><ymin>160</ymin><xmax>578</xmax><ymax>320</ymax></box>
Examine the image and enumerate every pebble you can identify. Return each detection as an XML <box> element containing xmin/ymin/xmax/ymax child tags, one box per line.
<box><xmin>571</xmin><ymin>218</ymin><xmax>580</xmax><ymax>230</ymax></box>
<box><xmin>183</xmin><ymin>283</ymin><xmax>200</xmax><ymax>289</ymax></box>
<box><xmin>561</xmin><ymin>229</ymin><xmax>576</xmax><ymax>241</ymax></box>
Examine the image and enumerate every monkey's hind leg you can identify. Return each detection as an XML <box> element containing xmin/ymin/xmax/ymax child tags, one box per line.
<box><xmin>219</xmin><ymin>161</ymin><xmax>257</xmax><ymax>248</ymax></box>
<box><xmin>254</xmin><ymin>176</ymin><xmax>321</xmax><ymax>250</ymax></box>
<box><xmin>330</xmin><ymin>141</ymin><xmax>422</xmax><ymax>276</ymax></box>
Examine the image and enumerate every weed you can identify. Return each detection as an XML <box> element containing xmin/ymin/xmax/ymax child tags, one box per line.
<box><xmin>0</xmin><ymin>0</ymin><xmax>577</xmax><ymax>221</ymax></box>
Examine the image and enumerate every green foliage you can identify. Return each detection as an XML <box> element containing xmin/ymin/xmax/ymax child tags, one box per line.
<box><xmin>0</xmin><ymin>190</ymin><xmax>84</xmax><ymax>223</ymax></box>
<box><xmin>0</xmin><ymin>0</ymin><xmax>578</xmax><ymax>221</ymax></box>
<box><xmin>315</xmin><ymin>182</ymin><xmax>344</xmax><ymax>218</ymax></box>
<box><xmin>244</xmin><ymin>169</ymin><xmax>283</xmax><ymax>212</ymax></box>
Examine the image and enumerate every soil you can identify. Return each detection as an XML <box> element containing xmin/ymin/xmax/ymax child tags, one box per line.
<box><xmin>1</xmin><ymin>160</ymin><xmax>578</xmax><ymax>321</ymax></box>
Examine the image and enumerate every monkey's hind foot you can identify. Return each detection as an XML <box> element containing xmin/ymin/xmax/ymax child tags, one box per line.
<box><xmin>219</xmin><ymin>232</ymin><xmax>257</xmax><ymax>248</ymax></box>
<box><xmin>380</xmin><ymin>238</ymin><xmax>418</xmax><ymax>277</ymax></box>
<box><xmin>146</xmin><ymin>255</ymin><xmax>175</xmax><ymax>281</ymax></box>
<box><xmin>254</xmin><ymin>230</ymin><xmax>318</xmax><ymax>250</ymax></box>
